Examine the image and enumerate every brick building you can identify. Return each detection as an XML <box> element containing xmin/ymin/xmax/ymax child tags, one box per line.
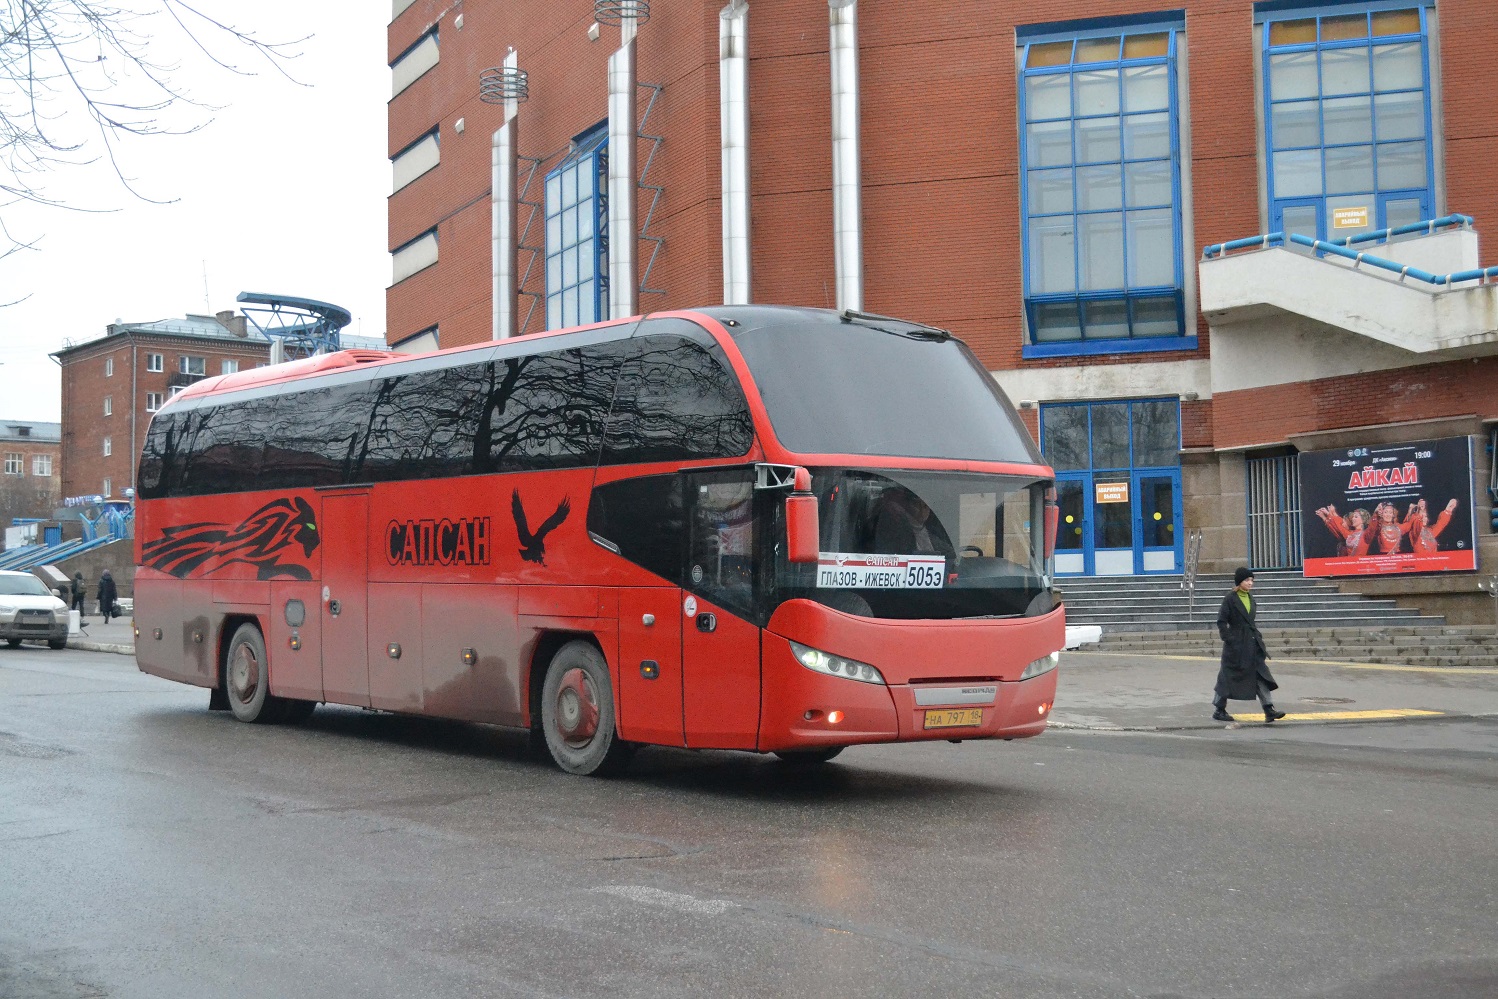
<box><xmin>387</xmin><ymin>0</ymin><xmax>1498</xmax><ymax>614</ymax></box>
<box><xmin>52</xmin><ymin>313</ymin><xmax>273</xmax><ymax>502</ymax></box>
<box><xmin>0</xmin><ymin>420</ymin><xmax>61</xmax><ymax>546</ymax></box>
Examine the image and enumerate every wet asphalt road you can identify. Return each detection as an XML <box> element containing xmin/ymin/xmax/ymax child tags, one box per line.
<box><xmin>2</xmin><ymin>647</ymin><xmax>1495</xmax><ymax>999</ymax></box>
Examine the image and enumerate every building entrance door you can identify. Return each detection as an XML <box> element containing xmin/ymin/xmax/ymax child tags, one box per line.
<box><xmin>1135</xmin><ymin>471</ymin><xmax>1181</xmax><ymax>573</ymax></box>
<box><xmin>1041</xmin><ymin>399</ymin><xmax>1184</xmax><ymax>577</ymax></box>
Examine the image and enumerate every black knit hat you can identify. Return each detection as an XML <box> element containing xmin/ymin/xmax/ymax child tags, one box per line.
<box><xmin>1234</xmin><ymin>567</ymin><xmax>1254</xmax><ymax>586</ymax></box>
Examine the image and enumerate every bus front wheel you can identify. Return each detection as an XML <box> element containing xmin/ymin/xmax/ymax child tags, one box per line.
<box><xmin>540</xmin><ymin>640</ymin><xmax>633</xmax><ymax>777</ymax></box>
<box><xmin>224</xmin><ymin>623</ymin><xmax>285</xmax><ymax>724</ymax></box>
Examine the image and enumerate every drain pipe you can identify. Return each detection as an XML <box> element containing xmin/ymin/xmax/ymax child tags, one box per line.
<box><xmin>481</xmin><ymin>51</ymin><xmax>527</xmax><ymax>339</ymax></box>
<box><xmin>829</xmin><ymin>0</ymin><xmax>862</xmax><ymax>312</ymax></box>
<box><xmin>606</xmin><ymin>3</ymin><xmax>643</xmax><ymax>320</ymax></box>
<box><xmin>720</xmin><ymin>0</ymin><xmax>751</xmax><ymax>305</ymax></box>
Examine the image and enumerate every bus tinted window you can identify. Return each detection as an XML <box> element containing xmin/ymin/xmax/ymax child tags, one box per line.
<box><xmin>603</xmin><ymin>333</ymin><xmax>754</xmax><ymax>464</ymax></box>
<box><xmin>474</xmin><ymin>347</ymin><xmax>618</xmax><ymax>473</ymax></box>
<box><xmin>139</xmin><ymin>343</ymin><xmax>631</xmax><ymax>498</ymax></box>
<box><xmin>729</xmin><ymin>319</ymin><xmax>1041</xmax><ymax>463</ymax></box>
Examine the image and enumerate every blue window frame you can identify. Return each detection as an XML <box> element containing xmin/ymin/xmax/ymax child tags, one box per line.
<box><xmin>1259</xmin><ymin>2</ymin><xmax>1435</xmax><ymax>242</ymax></box>
<box><xmin>1018</xmin><ymin>17</ymin><xmax>1191</xmax><ymax>358</ymax></box>
<box><xmin>545</xmin><ymin>125</ymin><xmax>609</xmax><ymax>330</ymax></box>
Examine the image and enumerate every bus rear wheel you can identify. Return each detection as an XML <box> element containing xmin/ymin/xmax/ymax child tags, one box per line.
<box><xmin>224</xmin><ymin>623</ymin><xmax>286</xmax><ymax>724</ymax></box>
<box><xmin>540</xmin><ymin>640</ymin><xmax>633</xmax><ymax>777</ymax></box>
<box><xmin>774</xmin><ymin>747</ymin><xmax>844</xmax><ymax>765</ymax></box>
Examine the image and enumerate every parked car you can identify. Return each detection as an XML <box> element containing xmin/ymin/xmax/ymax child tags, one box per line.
<box><xmin>0</xmin><ymin>570</ymin><xmax>70</xmax><ymax>650</ymax></box>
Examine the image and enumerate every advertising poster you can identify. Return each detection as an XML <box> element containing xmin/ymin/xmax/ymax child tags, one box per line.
<box><xmin>1299</xmin><ymin>437</ymin><xmax>1476</xmax><ymax>577</ymax></box>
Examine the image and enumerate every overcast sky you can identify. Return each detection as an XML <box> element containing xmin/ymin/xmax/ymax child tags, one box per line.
<box><xmin>0</xmin><ymin>2</ymin><xmax>389</xmax><ymax>422</ymax></box>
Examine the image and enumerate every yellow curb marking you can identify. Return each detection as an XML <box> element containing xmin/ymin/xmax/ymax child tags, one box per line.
<box><xmin>1068</xmin><ymin>651</ymin><xmax>1498</xmax><ymax>675</ymax></box>
<box><xmin>1229</xmin><ymin>708</ymin><xmax>1444</xmax><ymax>722</ymax></box>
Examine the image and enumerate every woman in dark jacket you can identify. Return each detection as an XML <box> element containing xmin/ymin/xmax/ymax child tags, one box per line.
<box><xmin>1213</xmin><ymin>568</ymin><xmax>1286</xmax><ymax>723</ymax></box>
<box><xmin>96</xmin><ymin>570</ymin><xmax>119</xmax><ymax>625</ymax></box>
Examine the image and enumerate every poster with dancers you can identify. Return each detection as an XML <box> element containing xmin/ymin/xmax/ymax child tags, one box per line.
<box><xmin>1298</xmin><ymin>437</ymin><xmax>1476</xmax><ymax>577</ymax></box>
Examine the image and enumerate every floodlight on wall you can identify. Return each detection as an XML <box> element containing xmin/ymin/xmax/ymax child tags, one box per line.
<box><xmin>478</xmin><ymin>65</ymin><xmax>529</xmax><ymax>105</ymax></box>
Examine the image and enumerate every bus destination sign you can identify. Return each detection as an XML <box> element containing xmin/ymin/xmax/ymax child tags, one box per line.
<box><xmin>816</xmin><ymin>553</ymin><xmax>946</xmax><ymax>589</ymax></box>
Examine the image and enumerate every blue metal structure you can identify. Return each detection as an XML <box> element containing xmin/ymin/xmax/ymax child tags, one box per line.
<box><xmin>235</xmin><ymin>292</ymin><xmax>354</xmax><ymax>359</ymax></box>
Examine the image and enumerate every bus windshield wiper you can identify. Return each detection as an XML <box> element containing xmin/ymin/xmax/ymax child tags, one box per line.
<box><xmin>840</xmin><ymin>309</ymin><xmax>951</xmax><ymax>342</ymax></box>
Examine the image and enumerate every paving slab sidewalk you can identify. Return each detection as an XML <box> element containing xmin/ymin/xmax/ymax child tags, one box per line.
<box><xmin>65</xmin><ymin>617</ymin><xmax>136</xmax><ymax>655</ymax></box>
<box><xmin>1053</xmin><ymin>648</ymin><xmax>1498</xmax><ymax>731</ymax></box>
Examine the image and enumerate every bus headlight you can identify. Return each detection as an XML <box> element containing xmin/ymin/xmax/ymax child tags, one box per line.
<box><xmin>790</xmin><ymin>641</ymin><xmax>885</xmax><ymax>686</ymax></box>
<box><xmin>1020</xmin><ymin>651</ymin><xmax>1060</xmax><ymax>680</ymax></box>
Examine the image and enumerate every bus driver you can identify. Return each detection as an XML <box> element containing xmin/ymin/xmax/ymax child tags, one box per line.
<box><xmin>873</xmin><ymin>487</ymin><xmax>954</xmax><ymax>558</ymax></box>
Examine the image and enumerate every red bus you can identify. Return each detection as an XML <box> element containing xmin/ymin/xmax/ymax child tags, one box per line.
<box><xmin>133</xmin><ymin>306</ymin><xmax>1062</xmax><ymax>775</ymax></box>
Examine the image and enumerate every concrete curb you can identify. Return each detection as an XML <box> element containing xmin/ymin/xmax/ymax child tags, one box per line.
<box><xmin>68</xmin><ymin>640</ymin><xmax>134</xmax><ymax>656</ymax></box>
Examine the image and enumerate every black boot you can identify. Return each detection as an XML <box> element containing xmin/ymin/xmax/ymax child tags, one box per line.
<box><xmin>1212</xmin><ymin>702</ymin><xmax>1233</xmax><ymax>722</ymax></box>
<box><xmin>1264</xmin><ymin>706</ymin><xmax>1286</xmax><ymax>722</ymax></box>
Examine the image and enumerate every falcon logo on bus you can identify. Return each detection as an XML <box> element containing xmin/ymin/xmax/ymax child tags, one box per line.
<box><xmin>141</xmin><ymin>497</ymin><xmax>321</xmax><ymax>580</ymax></box>
<box><xmin>512</xmin><ymin>490</ymin><xmax>570</xmax><ymax>565</ymax></box>
<box><xmin>386</xmin><ymin>517</ymin><xmax>492</xmax><ymax>567</ymax></box>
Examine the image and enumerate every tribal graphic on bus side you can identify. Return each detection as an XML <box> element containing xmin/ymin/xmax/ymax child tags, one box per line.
<box><xmin>141</xmin><ymin>497</ymin><xmax>321</xmax><ymax>580</ymax></box>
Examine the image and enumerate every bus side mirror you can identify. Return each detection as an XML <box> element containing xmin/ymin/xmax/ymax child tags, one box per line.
<box><xmin>785</xmin><ymin>468</ymin><xmax>819</xmax><ymax>564</ymax></box>
<box><xmin>1043</xmin><ymin>489</ymin><xmax>1059</xmax><ymax>561</ymax></box>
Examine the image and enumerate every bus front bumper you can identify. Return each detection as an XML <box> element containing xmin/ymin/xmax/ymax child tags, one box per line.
<box><xmin>759</xmin><ymin>632</ymin><xmax>1060</xmax><ymax>751</ymax></box>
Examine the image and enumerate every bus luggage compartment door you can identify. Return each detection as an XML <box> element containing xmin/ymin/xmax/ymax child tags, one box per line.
<box><xmin>616</xmin><ymin>587</ymin><xmax>683</xmax><ymax>746</ymax></box>
<box><xmin>320</xmin><ymin>493</ymin><xmax>371</xmax><ymax>707</ymax></box>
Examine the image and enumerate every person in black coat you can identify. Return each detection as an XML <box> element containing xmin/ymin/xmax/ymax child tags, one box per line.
<box><xmin>96</xmin><ymin>570</ymin><xmax>119</xmax><ymax>625</ymax></box>
<box><xmin>1213</xmin><ymin>567</ymin><xmax>1286</xmax><ymax>723</ymax></box>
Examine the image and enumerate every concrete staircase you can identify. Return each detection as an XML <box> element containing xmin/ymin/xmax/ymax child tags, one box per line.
<box><xmin>1061</xmin><ymin>572</ymin><xmax>1498</xmax><ymax>667</ymax></box>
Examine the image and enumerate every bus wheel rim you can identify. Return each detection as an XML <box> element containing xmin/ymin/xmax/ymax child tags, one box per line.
<box><xmin>230</xmin><ymin>644</ymin><xmax>259</xmax><ymax>703</ymax></box>
<box><xmin>555</xmin><ymin>667</ymin><xmax>599</xmax><ymax>747</ymax></box>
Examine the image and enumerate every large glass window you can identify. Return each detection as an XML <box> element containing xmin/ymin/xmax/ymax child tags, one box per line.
<box><xmin>1262</xmin><ymin>4</ymin><xmax>1434</xmax><ymax>241</ymax></box>
<box><xmin>1019</xmin><ymin>21</ymin><xmax>1186</xmax><ymax>350</ymax></box>
<box><xmin>1040</xmin><ymin>399</ymin><xmax>1180</xmax><ymax>473</ymax></box>
<box><xmin>545</xmin><ymin>125</ymin><xmax>608</xmax><ymax>330</ymax></box>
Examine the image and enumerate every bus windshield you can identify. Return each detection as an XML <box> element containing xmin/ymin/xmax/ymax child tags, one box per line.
<box><xmin>768</xmin><ymin>468</ymin><xmax>1053</xmax><ymax>621</ymax></box>
<box><xmin>728</xmin><ymin>316</ymin><xmax>1041</xmax><ymax>463</ymax></box>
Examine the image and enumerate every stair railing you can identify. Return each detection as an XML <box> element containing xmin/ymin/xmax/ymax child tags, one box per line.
<box><xmin>1181</xmin><ymin>529</ymin><xmax>1204</xmax><ymax>622</ymax></box>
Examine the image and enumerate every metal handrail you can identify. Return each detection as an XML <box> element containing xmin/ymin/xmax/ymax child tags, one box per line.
<box><xmin>1181</xmin><ymin>528</ymin><xmax>1204</xmax><ymax>620</ymax></box>
<box><xmin>1202</xmin><ymin>229</ymin><xmax>1498</xmax><ymax>287</ymax></box>
<box><xmin>1328</xmin><ymin>213</ymin><xmax>1473</xmax><ymax>248</ymax></box>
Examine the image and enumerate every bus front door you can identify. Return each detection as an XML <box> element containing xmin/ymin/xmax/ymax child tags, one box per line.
<box><xmin>320</xmin><ymin>493</ymin><xmax>371</xmax><ymax>706</ymax></box>
<box><xmin>681</xmin><ymin>594</ymin><xmax>760</xmax><ymax>750</ymax></box>
<box><xmin>680</xmin><ymin>468</ymin><xmax>762</xmax><ymax>750</ymax></box>
<box><xmin>616</xmin><ymin>587</ymin><xmax>684</xmax><ymax>746</ymax></box>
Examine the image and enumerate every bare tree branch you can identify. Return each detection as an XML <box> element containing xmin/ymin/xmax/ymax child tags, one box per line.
<box><xmin>0</xmin><ymin>0</ymin><xmax>306</xmax><ymax>258</ymax></box>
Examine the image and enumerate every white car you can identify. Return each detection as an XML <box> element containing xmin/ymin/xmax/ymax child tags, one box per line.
<box><xmin>0</xmin><ymin>570</ymin><xmax>70</xmax><ymax>650</ymax></box>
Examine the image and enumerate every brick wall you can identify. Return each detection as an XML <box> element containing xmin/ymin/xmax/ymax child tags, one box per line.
<box><xmin>1213</xmin><ymin>358</ymin><xmax>1498</xmax><ymax>450</ymax></box>
<box><xmin>0</xmin><ymin>437</ymin><xmax>61</xmax><ymax>540</ymax></box>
